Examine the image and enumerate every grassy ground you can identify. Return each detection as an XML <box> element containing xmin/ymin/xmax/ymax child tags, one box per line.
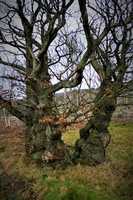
<box><xmin>0</xmin><ymin>122</ymin><xmax>133</xmax><ymax>200</ymax></box>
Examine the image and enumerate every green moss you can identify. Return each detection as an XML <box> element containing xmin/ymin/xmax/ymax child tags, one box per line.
<box><xmin>31</xmin><ymin>151</ymin><xmax>42</xmax><ymax>161</ymax></box>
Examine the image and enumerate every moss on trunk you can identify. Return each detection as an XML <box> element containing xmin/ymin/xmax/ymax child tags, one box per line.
<box><xmin>25</xmin><ymin>117</ymin><xmax>69</xmax><ymax>165</ymax></box>
<box><xmin>74</xmin><ymin>81</ymin><xmax>117</xmax><ymax>165</ymax></box>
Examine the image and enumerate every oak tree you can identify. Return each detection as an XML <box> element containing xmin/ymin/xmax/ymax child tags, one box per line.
<box><xmin>0</xmin><ymin>0</ymin><xmax>132</xmax><ymax>165</ymax></box>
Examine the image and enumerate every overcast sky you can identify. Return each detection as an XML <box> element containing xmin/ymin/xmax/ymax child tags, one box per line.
<box><xmin>0</xmin><ymin>0</ymin><xmax>100</xmax><ymax>97</ymax></box>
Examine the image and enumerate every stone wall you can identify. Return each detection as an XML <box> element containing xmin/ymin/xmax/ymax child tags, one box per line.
<box><xmin>55</xmin><ymin>90</ymin><xmax>133</xmax><ymax>123</ymax></box>
<box><xmin>112</xmin><ymin>95</ymin><xmax>133</xmax><ymax>122</ymax></box>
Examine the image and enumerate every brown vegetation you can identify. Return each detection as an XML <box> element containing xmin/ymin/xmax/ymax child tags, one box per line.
<box><xmin>0</xmin><ymin>120</ymin><xmax>133</xmax><ymax>199</ymax></box>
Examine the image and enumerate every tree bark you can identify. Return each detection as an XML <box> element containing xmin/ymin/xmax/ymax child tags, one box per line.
<box><xmin>25</xmin><ymin>122</ymin><xmax>47</xmax><ymax>154</ymax></box>
<box><xmin>74</xmin><ymin>80</ymin><xmax>117</xmax><ymax>165</ymax></box>
<box><xmin>25</xmin><ymin>113</ymin><xmax>67</xmax><ymax>163</ymax></box>
<box><xmin>24</xmin><ymin>79</ymin><xmax>67</xmax><ymax>163</ymax></box>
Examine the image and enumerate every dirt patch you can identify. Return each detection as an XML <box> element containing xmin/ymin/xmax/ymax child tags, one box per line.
<box><xmin>0</xmin><ymin>162</ymin><xmax>37</xmax><ymax>200</ymax></box>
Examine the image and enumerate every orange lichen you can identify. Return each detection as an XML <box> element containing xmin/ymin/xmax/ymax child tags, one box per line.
<box><xmin>39</xmin><ymin>114</ymin><xmax>68</xmax><ymax>126</ymax></box>
<box><xmin>39</xmin><ymin>116</ymin><xmax>54</xmax><ymax>124</ymax></box>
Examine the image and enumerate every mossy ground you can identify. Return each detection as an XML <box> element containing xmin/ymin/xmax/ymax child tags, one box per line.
<box><xmin>0</xmin><ymin>121</ymin><xmax>133</xmax><ymax>200</ymax></box>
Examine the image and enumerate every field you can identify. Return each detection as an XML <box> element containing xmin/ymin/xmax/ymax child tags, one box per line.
<box><xmin>0</xmin><ymin>121</ymin><xmax>133</xmax><ymax>200</ymax></box>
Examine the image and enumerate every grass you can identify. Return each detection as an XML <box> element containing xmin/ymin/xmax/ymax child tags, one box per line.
<box><xmin>62</xmin><ymin>129</ymin><xmax>79</xmax><ymax>145</ymax></box>
<box><xmin>0</xmin><ymin>122</ymin><xmax>133</xmax><ymax>200</ymax></box>
<box><xmin>40</xmin><ymin>177</ymin><xmax>111</xmax><ymax>200</ymax></box>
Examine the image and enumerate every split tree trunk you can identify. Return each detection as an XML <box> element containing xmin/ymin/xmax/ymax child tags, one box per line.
<box><xmin>74</xmin><ymin>80</ymin><xmax>118</xmax><ymax>165</ymax></box>
<box><xmin>25</xmin><ymin>111</ymin><xmax>67</xmax><ymax>163</ymax></box>
<box><xmin>25</xmin><ymin>81</ymin><xmax>66</xmax><ymax>163</ymax></box>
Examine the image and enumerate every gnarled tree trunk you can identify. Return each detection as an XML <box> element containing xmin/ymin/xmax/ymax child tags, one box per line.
<box><xmin>74</xmin><ymin>80</ymin><xmax>118</xmax><ymax>165</ymax></box>
<box><xmin>25</xmin><ymin>80</ymin><xmax>66</xmax><ymax>163</ymax></box>
<box><xmin>25</xmin><ymin>119</ymin><xmax>66</xmax><ymax>162</ymax></box>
